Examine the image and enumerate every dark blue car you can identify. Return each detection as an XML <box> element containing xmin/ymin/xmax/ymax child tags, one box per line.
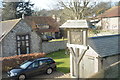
<box><xmin>7</xmin><ymin>57</ymin><xmax>56</xmax><ymax>80</ymax></box>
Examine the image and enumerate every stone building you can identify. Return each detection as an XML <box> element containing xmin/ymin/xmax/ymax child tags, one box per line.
<box><xmin>0</xmin><ymin>18</ymin><xmax>42</xmax><ymax>57</ymax></box>
<box><xmin>24</xmin><ymin>16</ymin><xmax>60</xmax><ymax>39</ymax></box>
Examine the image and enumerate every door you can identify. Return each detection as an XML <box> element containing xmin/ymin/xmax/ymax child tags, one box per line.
<box><xmin>16</xmin><ymin>34</ymin><xmax>30</xmax><ymax>55</ymax></box>
<box><xmin>38</xmin><ymin>60</ymin><xmax>49</xmax><ymax>72</ymax></box>
<box><xmin>81</xmin><ymin>56</ymin><xmax>95</xmax><ymax>78</ymax></box>
<box><xmin>25</xmin><ymin>61</ymin><xmax>39</xmax><ymax>76</ymax></box>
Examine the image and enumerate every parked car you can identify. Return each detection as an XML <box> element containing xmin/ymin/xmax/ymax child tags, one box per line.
<box><xmin>41</xmin><ymin>35</ymin><xmax>54</xmax><ymax>41</ymax></box>
<box><xmin>7</xmin><ymin>57</ymin><xmax>56</xmax><ymax>80</ymax></box>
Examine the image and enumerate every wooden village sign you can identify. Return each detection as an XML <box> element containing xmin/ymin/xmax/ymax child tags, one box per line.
<box><xmin>60</xmin><ymin>20</ymin><xmax>89</xmax><ymax>78</ymax></box>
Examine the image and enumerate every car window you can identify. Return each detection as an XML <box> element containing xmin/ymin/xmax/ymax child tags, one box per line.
<box><xmin>47</xmin><ymin>59</ymin><xmax>53</xmax><ymax>64</ymax></box>
<box><xmin>39</xmin><ymin>60</ymin><xmax>47</xmax><ymax>66</ymax></box>
<box><xmin>28</xmin><ymin>61</ymin><xmax>39</xmax><ymax>69</ymax></box>
<box><xmin>20</xmin><ymin>61</ymin><xmax>32</xmax><ymax>69</ymax></box>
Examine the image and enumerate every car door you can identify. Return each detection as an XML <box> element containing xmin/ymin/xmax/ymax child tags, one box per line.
<box><xmin>25</xmin><ymin>61</ymin><xmax>39</xmax><ymax>76</ymax></box>
<box><xmin>38</xmin><ymin>60</ymin><xmax>49</xmax><ymax>73</ymax></box>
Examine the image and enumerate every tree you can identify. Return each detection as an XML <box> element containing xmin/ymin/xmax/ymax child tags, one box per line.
<box><xmin>58</xmin><ymin>0</ymin><xmax>96</xmax><ymax>20</ymax></box>
<box><xmin>2</xmin><ymin>2</ymin><xmax>19</xmax><ymax>20</ymax></box>
<box><xmin>91</xmin><ymin>2</ymin><xmax>112</xmax><ymax>16</ymax></box>
<box><xmin>2</xmin><ymin>0</ymin><xmax>34</xmax><ymax>20</ymax></box>
<box><xmin>16</xmin><ymin>1</ymin><xmax>34</xmax><ymax>18</ymax></box>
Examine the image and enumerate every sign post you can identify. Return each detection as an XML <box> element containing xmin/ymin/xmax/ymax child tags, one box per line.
<box><xmin>60</xmin><ymin>20</ymin><xmax>89</xmax><ymax>78</ymax></box>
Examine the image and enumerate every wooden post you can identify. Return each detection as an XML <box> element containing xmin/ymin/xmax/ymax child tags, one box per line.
<box><xmin>60</xmin><ymin>20</ymin><xmax>89</xmax><ymax>78</ymax></box>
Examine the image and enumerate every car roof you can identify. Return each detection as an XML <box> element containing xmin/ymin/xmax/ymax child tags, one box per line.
<box><xmin>36</xmin><ymin>57</ymin><xmax>52</xmax><ymax>61</ymax></box>
<box><xmin>25</xmin><ymin>57</ymin><xmax>53</xmax><ymax>62</ymax></box>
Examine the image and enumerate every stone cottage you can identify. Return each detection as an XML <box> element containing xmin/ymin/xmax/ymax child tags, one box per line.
<box><xmin>0</xmin><ymin>18</ymin><xmax>42</xmax><ymax>57</ymax></box>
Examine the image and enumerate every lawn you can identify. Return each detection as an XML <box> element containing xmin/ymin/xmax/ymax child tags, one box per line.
<box><xmin>46</xmin><ymin>50</ymin><xmax>70</xmax><ymax>73</ymax></box>
<box><xmin>49</xmin><ymin>38</ymin><xmax>67</xmax><ymax>42</ymax></box>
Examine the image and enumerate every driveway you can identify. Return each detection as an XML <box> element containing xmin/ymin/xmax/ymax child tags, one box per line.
<box><xmin>2</xmin><ymin>71</ymin><xmax>70</xmax><ymax>79</ymax></box>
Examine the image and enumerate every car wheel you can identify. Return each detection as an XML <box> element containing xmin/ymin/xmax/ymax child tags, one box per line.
<box><xmin>46</xmin><ymin>68</ymin><xmax>53</xmax><ymax>75</ymax></box>
<box><xmin>18</xmin><ymin>74</ymin><xmax>26</xmax><ymax>80</ymax></box>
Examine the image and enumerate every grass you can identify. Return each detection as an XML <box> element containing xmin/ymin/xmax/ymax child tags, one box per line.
<box><xmin>49</xmin><ymin>38</ymin><xmax>67</xmax><ymax>42</ymax></box>
<box><xmin>46</xmin><ymin>50</ymin><xmax>70</xmax><ymax>73</ymax></box>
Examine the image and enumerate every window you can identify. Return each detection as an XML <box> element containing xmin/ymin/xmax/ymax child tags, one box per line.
<box><xmin>28</xmin><ymin>61</ymin><xmax>39</xmax><ymax>69</ymax></box>
<box><xmin>16</xmin><ymin>34</ymin><xmax>30</xmax><ymax>55</ymax></box>
<box><xmin>47</xmin><ymin>59</ymin><xmax>54</xmax><ymax>64</ymax></box>
<box><xmin>20</xmin><ymin>61</ymin><xmax>32</xmax><ymax>69</ymax></box>
<box><xmin>39</xmin><ymin>60</ymin><xmax>47</xmax><ymax>66</ymax></box>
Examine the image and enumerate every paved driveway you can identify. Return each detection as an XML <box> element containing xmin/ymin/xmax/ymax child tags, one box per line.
<box><xmin>2</xmin><ymin>71</ymin><xmax>70</xmax><ymax>79</ymax></box>
<box><xmin>29</xmin><ymin>71</ymin><xmax>70</xmax><ymax>79</ymax></box>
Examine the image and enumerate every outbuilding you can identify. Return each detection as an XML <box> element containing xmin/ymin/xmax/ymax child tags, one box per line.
<box><xmin>78</xmin><ymin>34</ymin><xmax>120</xmax><ymax>78</ymax></box>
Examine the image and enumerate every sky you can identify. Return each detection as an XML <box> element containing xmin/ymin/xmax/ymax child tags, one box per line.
<box><xmin>30</xmin><ymin>0</ymin><xmax>120</xmax><ymax>10</ymax></box>
<box><xmin>30</xmin><ymin>0</ymin><xmax>58</xmax><ymax>10</ymax></box>
<box><xmin>0</xmin><ymin>0</ymin><xmax>120</xmax><ymax>10</ymax></box>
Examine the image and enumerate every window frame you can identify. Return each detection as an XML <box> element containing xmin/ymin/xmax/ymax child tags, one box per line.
<box><xmin>16</xmin><ymin>34</ymin><xmax>31</xmax><ymax>55</ymax></box>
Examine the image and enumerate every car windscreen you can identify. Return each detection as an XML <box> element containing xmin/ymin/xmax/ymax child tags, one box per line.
<box><xmin>20</xmin><ymin>61</ymin><xmax>32</xmax><ymax>69</ymax></box>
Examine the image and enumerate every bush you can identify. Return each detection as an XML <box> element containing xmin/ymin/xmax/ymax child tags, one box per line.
<box><xmin>0</xmin><ymin>53</ymin><xmax>46</xmax><ymax>72</ymax></box>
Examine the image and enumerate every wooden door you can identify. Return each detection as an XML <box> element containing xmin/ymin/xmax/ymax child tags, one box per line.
<box><xmin>80</xmin><ymin>56</ymin><xmax>95</xmax><ymax>78</ymax></box>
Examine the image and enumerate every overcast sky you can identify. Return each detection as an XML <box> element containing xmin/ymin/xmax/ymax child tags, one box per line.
<box><xmin>30</xmin><ymin>0</ymin><xmax>119</xmax><ymax>10</ymax></box>
<box><xmin>0</xmin><ymin>0</ymin><xmax>119</xmax><ymax>9</ymax></box>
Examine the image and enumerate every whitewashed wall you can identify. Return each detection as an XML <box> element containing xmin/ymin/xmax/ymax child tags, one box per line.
<box><xmin>96</xmin><ymin>17</ymin><xmax>119</xmax><ymax>32</ymax></box>
<box><xmin>102</xmin><ymin>17</ymin><xmax>119</xmax><ymax>30</ymax></box>
<box><xmin>70</xmin><ymin>46</ymin><xmax>99</xmax><ymax>78</ymax></box>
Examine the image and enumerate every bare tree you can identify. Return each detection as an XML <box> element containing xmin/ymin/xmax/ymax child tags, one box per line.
<box><xmin>91</xmin><ymin>2</ymin><xmax>112</xmax><ymax>16</ymax></box>
<box><xmin>58</xmin><ymin>0</ymin><xmax>96</xmax><ymax>20</ymax></box>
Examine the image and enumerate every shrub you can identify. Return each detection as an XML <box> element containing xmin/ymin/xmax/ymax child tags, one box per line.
<box><xmin>0</xmin><ymin>53</ymin><xmax>46</xmax><ymax>72</ymax></box>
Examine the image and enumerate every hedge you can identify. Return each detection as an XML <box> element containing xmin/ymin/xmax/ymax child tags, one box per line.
<box><xmin>0</xmin><ymin>53</ymin><xmax>46</xmax><ymax>72</ymax></box>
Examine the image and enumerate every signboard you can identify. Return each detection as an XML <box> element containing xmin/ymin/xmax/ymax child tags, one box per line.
<box><xmin>70</xmin><ymin>31</ymin><xmax>83</xmax><ymax>45</ymax></box>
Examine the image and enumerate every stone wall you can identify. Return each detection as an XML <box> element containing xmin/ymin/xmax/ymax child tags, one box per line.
<box><xmin>31</xmin><ymin>31</ymin><xmax>42</xmax><ymax>53</ymax></box>
<box><xmin>2</xmin><ymin>20</ymin><xmax>42</xmax><ymax>57</ymax></box>
<box><xmin>102</xmin><ymin>55</ymin><xmax>119</xmax><ymax>68</ymax></box>
<box><xmin>42</xmin><ymin>41</ymin><xmax>67</xmax><ymax>53</ymax></box>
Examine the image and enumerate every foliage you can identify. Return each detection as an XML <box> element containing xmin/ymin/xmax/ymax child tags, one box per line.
<box><xmin>89</xmin><ymin>28</ymin><xmax>100</xmax><ymax>35</ymax></box>
<box><xmin>1</xmin><ymin>53</ymin><xmax>46</xmax><ymax>72</ymax></box>
<box><xmin>91</xmin><ymin>2</ymin><xmax>112</xmax><ymax>16</ymax></box>
<box><xmin>16</xmin><ymin>1</ymin><xmax>34</xmax><ymax>18</ymax></box>
<box><xmin>46</xmin><ymin>50</ymin><xmax>70</xmax><ymax>73</ymax></box>
<box><xmin>2</xmin><ymin>0</ymin><xmax>34</xmax><ymax>20</ymax></box>
<box><xmin>2</xmin><ymin>2</ymin><xmax>19</xmax><ymax>20</ymax></box>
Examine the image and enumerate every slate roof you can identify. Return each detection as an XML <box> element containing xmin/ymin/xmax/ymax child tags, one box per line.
<box><xmin>88</xmin><ymin>34</ymin><xmax>120</xmax><ymax>57</ymax></box>
<box><xmin>60</xmin><ymin>20</ymin><xmax>89</xmax><ymax>28</ymax></box>
<box><xmin>0</xmin><ymin>19</ymin><xmax>21</xmax><ymax>42</ymax></box>
<box><xmin>98</xmin><ymin>6</ymin><xmax>120</xmax><ymax>18</ymax></box>
<box><xmin>24</xmin><ymin>16</ymin><xmax>59</xmax><ymax>32</ymax></box>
